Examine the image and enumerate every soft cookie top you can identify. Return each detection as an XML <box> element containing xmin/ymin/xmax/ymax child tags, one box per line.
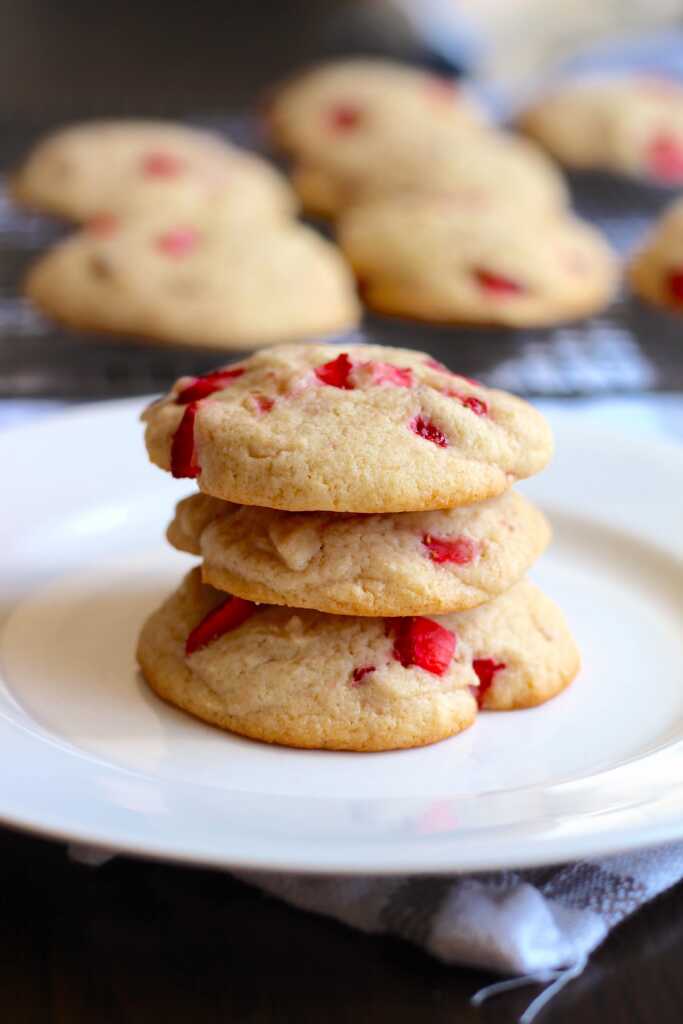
<box><xmin>25</xmin><ymin>213</ymin><xmax>360</xmax><ymax>350</ymax></box>
<box><xmin>519</xmin><ymin>74</ymin><xmax>683</xmax><ymax>184</ymax></box>
<box><xmin>629</xmin><ymin>197</ymin><xmax>683</xmax><ymax>311</ymax></box>
<box><xmin>267</xmin><ymin>58</ymin><xmax>485</xmax><ymax>163</ymax></box>
<box><xmin>167</xmin><ymin>489</ymin><xmax>551</xmax><ymax>616</ymax></box>
<box><xmin>338</xmin><ymin>195</ymin><xmax>617</xmax><ymax>327</ymax></box>
<box><xmin>142</xmin><ymin>343</ymin><xmax>554</xmax><ymax>512</ymax></box>
<box><xmin>12</xmin><ymin>120</ymin><xmax>296</xmax><ymax>223</ymax></box>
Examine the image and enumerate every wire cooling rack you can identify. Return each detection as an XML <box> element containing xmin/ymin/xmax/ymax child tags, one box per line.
<box><xmin>1</xmin><ymin>116</ymin><xmax>681</xmax><ymax>400</ymax></box>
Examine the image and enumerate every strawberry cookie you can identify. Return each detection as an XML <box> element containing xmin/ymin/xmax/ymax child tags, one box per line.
<box><xmin>629</xmin><ymin>197</ymin><xmax>683</xmax><ymax>311</ymax></box>
<box><xmin>267</xmin><ymin>58</ymin><xmax>485</xmax><ymax>163</ymax></box>
<box><xmin>338</xmin><ymin>195</ymin><xmax>617</xmax><ymax>327</ymax></box>
<box><xmin>11</xmin><ymin>119</ymin><xmax>296</xmax><ymax>223</ymax></box>
<box><xmin>519</xmin><ymin>74</ymin><xmax>683</xmax><ymax>184</ymax></box>
<box><xmin>167</xmin><ymin>489</ymin><xmax>551</xmax><ymax>616</ymax></box>
<box><xmin>142</xmin><ymin>343</ymin><xmax>554</xmax><ymax>512</ymax></box>
<box><xmin>136</xmin><ymin>570</ymin><xmax>578</xmax><ymax>750</ymax></box>
<box><xmin>24</xmin><ymin>212</ymin><xmax>360</xmax><ymax>350</ymax></box>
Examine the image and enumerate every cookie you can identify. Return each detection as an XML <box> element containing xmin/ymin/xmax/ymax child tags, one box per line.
<box><xmin>142</xmin><ymin>343</ymin><xmax>554</xmax><ymax>512</ymax></box>
<box><xmin>25</xmin><ymin>212</ymin><xmax>360</xmax><ymax>350</ymax></box>
<box><xmin>519</xmin><ymin>74</ymin><xmax>683</xmax><ymax>183</ymax></box>
<box><xmin>167</xmin><ymin>489</ymin><xmax>551</xmax><ymax>616</ymax></box>
<box><xmin>12</xmin><ymin>119</ymin><xmax>296</xmax><ymax>223</ymax></box>
<box><xmin>338</xmin><ymin>195</ymin><xmax>617</xmax><ymax>327</ymax></box>
<box><xmin>628</xmin><ymin>197</ymin><xmax>683</xmax><ymax>311</ymax></box>
<box><xmin>136</xmin><ymin>570</ymin><xmax>579</xmax><ymax>750</ymax></box>
<box><xmin>267</xmin><ymin>58</ymin><xmax>484</xmax><ymax>162</ymax></box>
<box><xmin>288</xmin><ymin>126</ymin><xmax>567</xmax><ymax>219</ymax></box>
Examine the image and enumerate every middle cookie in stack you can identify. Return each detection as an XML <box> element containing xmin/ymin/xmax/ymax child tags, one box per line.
<box><xmin>138</xmin><ymin>342</ymin><xmax>579</xmax><ymax>751</ymax></box>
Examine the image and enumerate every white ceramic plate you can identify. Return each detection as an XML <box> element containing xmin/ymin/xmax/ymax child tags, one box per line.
<box><xmin>1</xmin><ymin>399</ymin><xmax>682</xmax><ymax>875</ymax></box>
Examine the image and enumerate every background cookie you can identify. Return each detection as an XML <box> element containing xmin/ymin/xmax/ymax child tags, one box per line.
<box><xmin>12</xmin><ymin>119</ymin><xmax>296</xmax><ymax>223</ymax></box>
<box><xmin>629</xmin><ymin>197</ymin><xmax>683</xmax><ymax>312</ymax></box>
<box><xmin>137</xmin><ymin>570</ymin><xmax>578</xmax><ymax>751</ymax></box>
<box><xmin>338</xmin><ymin>195</ymin><xmax>617</xmax><ymax>327</ymax></box>
<box><xmin>25</xmin><ymin>212</ymin><xmax>360</xmax><ymax>350</ymax></box>
<box><xmin>142</xmin><ymin>343</ymin><xmax>554</xmax><ymax>512</ymax></box>
<box><xmin>167</xmin><ymin>489</ymin><xmax>552</xmax><ymax>616</ymax></box>
<box><xmin>288</xmin><ymin>125</ymin><xmax>567</xmax><ymax>219</ymax></box>
<box><xmin>519</xmin><ymin>74</ymin><xmax>683</xmax><ymax>184</ymax></box>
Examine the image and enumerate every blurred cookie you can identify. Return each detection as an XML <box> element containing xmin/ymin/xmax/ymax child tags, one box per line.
<box><xmin>267</xmin><ymin>58</ymin><xmax>485</xmax><ymax>162</ymax></box>
<box><xmin>339</xmin><ymin>195</ymin><xmax>617</xmax><ymax>327</ymax></box>
<box><xmin>167</xmin><ymin>489</ymin><xmax>551</xmax><ymax>616</ymax></box>
<box><xmin>136</xmin><ymin>570</ymin><xmax>578</xmax><ymax>750</ymax></box>
<box><xmin>12</xmin><ymin>119</ymin><xmax>296</xmax><ymax>223</ymax></box>
<box><xmin>25</xmin><ymin>212</ymin><xmax>360</xmax><ymax>350</ymax></box>
<box><xmin>519</xmin><ymin>74</ymin><xmax>683</xmax><ymax>184</ymax></box>
<box><xmin>142</xmin><ymin>343</ymin><xmax>554</xmax><ymax>512</ymax></box>
<box><xmin>629</xmin><ymin>197</ymin><xmax>683</xmax><ymax>310</ymax></box>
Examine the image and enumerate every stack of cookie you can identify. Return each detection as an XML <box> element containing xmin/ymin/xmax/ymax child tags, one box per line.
<box><xmin>138</xmin><ymin>341</ymin><xmax>579</xmax><ymax>751</ymax></box>
<box><xmin>14</xmin><ymin>120</ymin><xmax>361</xmax><ymax>349</ymax></box>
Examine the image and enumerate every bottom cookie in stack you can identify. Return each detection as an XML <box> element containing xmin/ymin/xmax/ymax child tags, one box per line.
<box><xmin>137</xmin><ymin>568</ymin><xmax>580</xmax><ymax>752</ymax></box>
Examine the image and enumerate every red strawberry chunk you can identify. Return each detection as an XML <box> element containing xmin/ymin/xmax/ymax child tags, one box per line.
<box><xmin>393</xmin><ymin>617</ymin><xmax>456</xmax><ymax>676</ymax></box>
<box><xmin>647</xmin><ymin>134</ymin><xmax>683</xmax><ymax>182</ymax></box>
<box><xmin>409</xmin><ymin>415</ymin><xmax>448</xmax><ymax>447</ymax></box>
<box><xmin>444</xmin><ymin>390</ymin><xmax>488</xmax><ymax>416</ymax></box>
<box><xmin>351</xmin><ymin>665</ymin><xmax>375</xmax><ymax>686</ymax></box>
<box><xmin>667</xmin><ymin>270</ymin><xmax>683</xmax><ymax>303</ymax></box>
<box><xmin>142</xmin><ymin>151</ymin><xmax>185</xmax><ymax>177</ymax></box>
<box><xmin>171</xmin><ymin>401</ymin><xmax>201</xmax><ymax>479</ymax></box>
<box><xmin>328</xmin><ymin>104</ymin><xmax>362</xmax><ymax>131</ymax></box>
<box><xmin>176</xmin><ymin>368</ymin><xmax>245</xmax><ymax>404</ymax></box>
<box><xmin>474</xmin><ymin>268</ymin><xmax>524</xmax><ymax>295</ymax></box>
<box><xmin>157</xmin><ymin>227</ymin><xmax>198</xmax><ymax>257</ymax></box>
<box><xmin>185</xmin><ymin>595</ymin><xmax>256</xmax><ymax>655</ymax></box>
<box><xmin>86</xmin><ymin>212</ymin><xmax>118</xmax><ymax>237</ymax></box>
<box><xmin>314</xmin><ymin>352</ymin><xmax>355</xmax><ymax>389</ymax></box>
<box><xmin>422</xmin><ymin>534</ymin><xmax>480</xmax><ymax>565</ymax></box>
<box><xmin>473</xmin><ymin>658</ymin><xmax>506</xmax><ymax>707</ymax></box>
<box><xmin>254</xmin><ymin>394</ymin><xmax>275</xmax><ymax>414</ymax></box>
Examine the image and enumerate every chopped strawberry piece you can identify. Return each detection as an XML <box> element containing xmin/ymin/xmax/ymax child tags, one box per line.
<box><xmin>351</xmin><ymin>665</ymin><xmax>375</xmax><ymax>685</ymax></box>
<box><xmin>473</xmin><ymin>658</ymin><xmax>506</xmax><ymax>707</ymax></box>
<box><xmin>444</xmin><ymin>390</ymin><xmax>488</xmax><ymax>416</ymax></box>
<box><xmin>185</xmin><ymin>595</ymin><xmax>256</xmax><ymax>655</ymax></box>
<box><xmin>328</xmin><ymin>104</ymin><xmax>362</xmax><ymax>131</ymax></box>
<box><xmin>647</xmin><ymin>134</ymin><xmax>683</xmax><ymax>182</ymax></box>
<box><xmin>157</xmin><ymin>227</ymin><xmax>199</xmax><ymax>257</ymax></box>
<box><xmin>363</xmin><ymin>361</ymin><xmax>413</xmax><ymax>388</ymax></box>
<box><xmin>409</xmin><ymin>415</ymin><xmax>448</xmax><ymax>447</ymax></box>
<box><xmin>314</xmin><ymin>352</ymin><xmax>355</xmax><ymax>389</ymax></box>
<box><xmin>86</xmin><ymin>212</ymin><xmax>118</xmax><ymax>237</ymax></box>
<box><xmin>392</xmin><ymin>617</ymin><xmax>456</xmax><ymax>676</ymax></box>
<box><xmin>176</xmin><ymin>368</ymin><xmax>245</xmax><ymax>404</ymax></box>
<box><xmin>422</xmin><ymin>534</ymin><xmax>480</xmax><ymax>565</ymax></box>
<box><xmin>667</xmin><ymin>270</ymin><xmax>683</xmax><ymax>303</ymax></box>
<box><xmin>171</xmin><ymin>401</ymin><xmax>201</xmax><ymax>479</ymax></box>
<box><xmin>254</xmin><ymin>394</ymin><xmax>275</xmax><ymax>413</ymax></box>
<box><xmin>474</xmin><ymin>268</ymin><xmax>524</xmax><ymax>295</ymax></box>
<box><xmin>142</xmin><ymin>151</ymin><xmax>185</xmax><ymax>177</ymax></box>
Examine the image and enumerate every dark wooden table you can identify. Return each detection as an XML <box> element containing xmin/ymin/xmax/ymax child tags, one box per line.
<box><xmin>1</xmin><ymin>826</ymin><xmax>683</xmax><ymax>1023</ymax></box>
<box><xmin>2</xmin><ymin>4</ymin><xmax>682</xmax><ymax>1021</ymax></box>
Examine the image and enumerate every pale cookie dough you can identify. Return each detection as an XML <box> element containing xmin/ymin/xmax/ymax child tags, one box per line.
<box><xmin>267</xmin><ymin>58</ymin><xmax>485</xmax><ymax>162</ymax></box>
<box><xmin>628</xmin><ymin>197</ymin><xmax>683</xmax><ymax>311</ymax></box>
<box><xmin>338</xmin><ymin>195</ymin><xmax>617</xmax><ymax>327</ymax></box>
<box><xmin>142</xmin><ymin>343</ymin><xmax>554</xmax><ymax>512</ymax></box>
<box><xmin>519</xmin><ymin>74</ymin><xmax>683</xmax><ymax>183</ymax></box>
<box><xmin>287</xmin><ymin>126</ymin><xmax>567</xmax><ymax>219</ymax></box>
<box><xmin>12</xmin><ymin>119</ymin><xmax>296</xmax><ymax>223</ymax></box>
<box><xmin>167</xmin><ymin>489</ymin><xmax>551</xmax><ymax>616</ymax></box>
<box><xmin>136</xmin><ymin>570</ymin><xmax>579</xmax><ymax>750</ymax></box>
<box><xmin>24</xmin><ymin>212</ymin><xmax>360</xmax><ymax>350</ymax></box>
